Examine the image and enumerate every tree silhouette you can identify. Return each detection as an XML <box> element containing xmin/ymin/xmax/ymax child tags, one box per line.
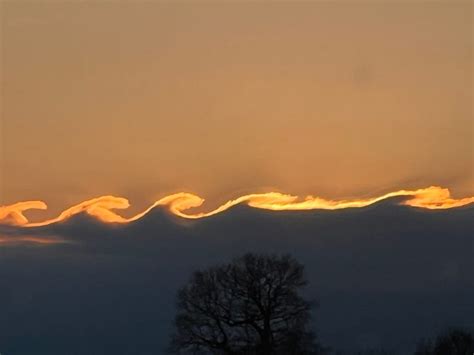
<box><xmin>414</xmin><ymin>328</ymin><xmax>474</xmax><ymax>355</ymax></box>
<box><xmin>169</xmin><ymin>253</ymin><xmax>322</xmax><ymax>354</ymax></box>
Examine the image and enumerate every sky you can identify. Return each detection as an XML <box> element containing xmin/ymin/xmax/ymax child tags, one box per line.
<box><xmin>1</xmin><ymin>1</ymin><xmax>472</xmax><ymax>219</ymax></box>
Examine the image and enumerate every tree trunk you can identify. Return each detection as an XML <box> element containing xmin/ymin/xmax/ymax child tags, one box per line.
<box><xmin>261</xmin><ymin>314</ymin><xmax>272</xmax><ymax>355</ymax></box>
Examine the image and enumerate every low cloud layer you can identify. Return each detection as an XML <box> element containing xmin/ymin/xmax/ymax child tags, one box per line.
<box><xmin>0</xmin><ymin>199</ymin><xmax>473</xmax><ymax>354</ymax></box>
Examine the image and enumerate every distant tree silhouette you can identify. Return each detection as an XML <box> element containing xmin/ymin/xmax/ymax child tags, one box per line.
<box><xmin>354</xmin><ymin>349</ymin><xmax>395</xmax><ymax>355</ymax></box>
<box><xmin>169</xmin><ymin>253</ymin><xmax>323</xmax><ymax>354</ymax></box>
<box><xmin>414</xmin><ymin>328</ymin><xmax>474</xmax><ymax>355</ymax></box>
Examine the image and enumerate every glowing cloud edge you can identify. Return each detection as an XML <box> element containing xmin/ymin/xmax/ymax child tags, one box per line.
<box><xmin>0</xmin><ymin>186</ymin><xmax>473</xmax><ymax>228</ymax></box>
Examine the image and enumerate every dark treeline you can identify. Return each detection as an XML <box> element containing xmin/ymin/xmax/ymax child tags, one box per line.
<box><xmin>169</xmin><ymin>253</ymin><xmax>474</xmax><ymax>355</ymax></box>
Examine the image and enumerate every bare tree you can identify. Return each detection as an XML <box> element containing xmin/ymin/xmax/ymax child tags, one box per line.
<box><xmin>169</xmin><ymin>253</ymin><xmax>322</xmax><ymax>354</ymax></box>
<box><xmin>414</xmin><ymin>328</ymin><xmax>474</xmax><ymax>355</ymax></box>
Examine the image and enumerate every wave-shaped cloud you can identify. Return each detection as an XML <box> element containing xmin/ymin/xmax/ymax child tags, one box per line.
<box><xmin>0</xmin><ymin>186</ymin><xmax>473</xmax><ymax>228</ymax></box>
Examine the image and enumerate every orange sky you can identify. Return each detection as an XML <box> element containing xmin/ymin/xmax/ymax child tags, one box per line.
<box><xmin>1</xmin><ymin>1</ymin><xmax>472</xmax><ymax>218</ymax></box>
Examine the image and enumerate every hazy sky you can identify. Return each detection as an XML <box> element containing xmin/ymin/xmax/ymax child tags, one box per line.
<box><xmin>1</xmin><ymin>1</ymin><xmax>472</xmax><ymax>215</ymax></box>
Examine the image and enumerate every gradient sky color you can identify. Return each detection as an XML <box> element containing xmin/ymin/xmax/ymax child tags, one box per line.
<box><xmin>1</xmin><ymin>1</ymin><xmax>472</xmax><ymax>218</ymax></box>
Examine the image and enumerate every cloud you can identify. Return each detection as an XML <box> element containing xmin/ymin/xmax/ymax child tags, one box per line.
<box><xmin>1</xmin><ymin>186</ymin><xmax>473</xmax><ymax>229</ymax></box>
<box><xmin>0</xmin><ymin>234</ymin><xmax>63</xmax><ymax>245</ymax></box>
<box><xmin>0</xmin><ymin>200</ymin><xmax>473</xmax><ymax>354</ymax></box>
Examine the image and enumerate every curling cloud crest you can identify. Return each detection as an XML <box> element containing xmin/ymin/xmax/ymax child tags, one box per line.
<box><xmin>0</xmin><ymin>186</ymin><xmax>473</xmax><ymax>229</ymax></box>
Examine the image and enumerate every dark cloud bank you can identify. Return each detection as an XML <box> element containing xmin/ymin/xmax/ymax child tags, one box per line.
<box><xmin>0</xmin><ymin>198</ymin><xmax>473</xmax><ymax>354</ymax></box>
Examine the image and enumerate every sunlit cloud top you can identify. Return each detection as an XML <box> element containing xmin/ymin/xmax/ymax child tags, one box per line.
<box><xmin>1</xmin><ymin>186</ymin><xmax>472</xmax><ymax>229</ymax></box>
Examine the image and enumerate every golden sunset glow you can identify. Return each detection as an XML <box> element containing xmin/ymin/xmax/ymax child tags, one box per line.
<box><xmin>0</xmin><ymin>186</ymin><xmax>472</xmax><ymax>229</ymax></box>
<box><xmin>0</xmin><ymin>235</ymin><xmax>62</xmax><ymax>245</ymax></box>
